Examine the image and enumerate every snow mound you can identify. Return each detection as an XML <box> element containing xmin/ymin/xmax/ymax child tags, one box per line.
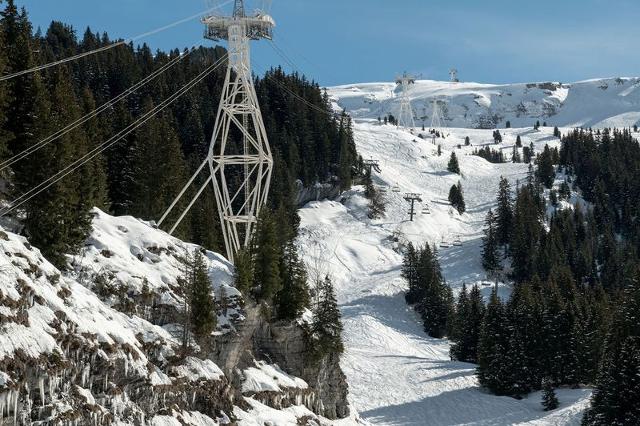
<box><xmin>69</xmin><ymin>208</ymin><xmax>243</xmax><ymax>334</ymax></box>
<box><xmin>242</xmin><ymin>360</ymin><xmax>309</xmax><ymax>394</ymax></box>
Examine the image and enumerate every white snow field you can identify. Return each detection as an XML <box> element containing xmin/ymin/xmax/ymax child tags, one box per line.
<box><xmin>329</xmin><ymin>77</ymin><xmax>640</xmax><ymax>129</ymax></box>
<box><xmin>297</xmin><ymin>118</ymin><xmax>593</xmax><ymax>425</ymax></box>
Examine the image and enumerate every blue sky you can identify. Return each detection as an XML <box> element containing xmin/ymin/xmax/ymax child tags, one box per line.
<box><xmin>15</xmin><ymin>0</ymin><xmax>640</xmax><ymax>86</ymax></box>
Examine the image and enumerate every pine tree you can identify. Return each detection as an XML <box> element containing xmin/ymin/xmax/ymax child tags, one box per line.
<box><xmin>512</xmin><ymin>146</ymin><xmax>521</xmax><ymax>163</ymax></box>
<box><xmin>252</xmin><ymin>209</ymin><xmax>282</xmax><ymax>301</ymax></box>
<box><xmin>477</xmin><ymin>289</ymin><xmax>509</xmax><ymax>394</ymax></box>
<box><xmin>402</xmin><ymin>243</ymin><xmax>421</xmax><ymax>304</ymax></box>
<box><xmin>448</xmin><ymin>182</ymin><xmax>466</xmax><ymax>214</ymax></box>
<box><xmin>275</xmin><ymin>240</ymin><xmax>310</xmax><ymax>320</ymax></box>
<box><xmin>189</xmin><ymin>251</ymin><xmax>217</xmax><ymax>339</ymax></box>
<box><xmin>583</xmin><ymin>337</ymin><xmax>640</xmax><ymax>425</ymax></box>
<box><xmin>447</xmin><ymin>152</ymin><xmax>460</xmax><ymax>174</ymax></box>
<box><xmin>233</xmin><ymin>247</ymin><xmax>254</xmax><ymax>295</ymax></box>
<box><xmin>312</xmin><ymin>276</ymin><xmax>344</xmax><ymax>357</ymax></box>
<box><xmin>364</xmin><ymin>168</ymin><xmax>385</xmax><ymax>219</ymax></box>
<box><xmin>131</xmin><ymin>100</ymin><xmax>189</xmax><ymax>228</ymax></box>
<box><xmin>451</xmin><ymin>284</ymin><xmax>485</xmax><ymax>363</ymax></box>
<box><xmin>0</xmin><ymin>7</ymin><xmax>10</xmax><ymax>167</ymax></box>
<box><xmin>21</xmin><ymin>67</ymin><xmax>94</xmax><ymax>267</ymax></box>
<box><xmin>337</xmin><ymin>112</ymin><xmax>355</xmax><ymax>192</ymax></box>
<box><xmin>482</xmin><ymin>210</ymin><xmax>500</xmax><ymax>273</ymax></box>
<box><xmin>536</xmin><ymin>144</ymin><xmax>555</xmax><ymax>189</ymax></box>
<box><xmin>465</xmin><ymin>136</ymin><xmax>470</xmax><ymax>146</ymax></box>
<box><xmin>496</xmin><ymin>177</ymin><xmax>513</xmax><ymax>247</ymax></box>
<box><xmin>516</xmin><ymin>135</ymin><xmax>522</xmax><ymax>147</ymax></box>
<box><xmin>541</xmin><ymin>377</ymin><xmax>559</xmax><ymax>411</ymax></box>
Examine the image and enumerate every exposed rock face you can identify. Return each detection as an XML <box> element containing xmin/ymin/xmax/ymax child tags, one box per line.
<box><xmin>252</xmin><ymin>321</ymin><xmax>350</xmax><ymax>420</ymax></box>
<box><xmin>295</xmin><ymin>180</ymin><xmax>341</xmax><ymax>207</ymax></box>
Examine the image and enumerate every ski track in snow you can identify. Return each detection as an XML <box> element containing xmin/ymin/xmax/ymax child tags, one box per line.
<box><xmin>298</xmin><ymin>121</ymin><xmax>592</xmax><ymax>425</ymax></box>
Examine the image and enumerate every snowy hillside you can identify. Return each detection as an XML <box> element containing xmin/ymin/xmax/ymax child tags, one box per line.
<box><xmin>297</xmin><ymin>121</ymin><xmax>593</xmax><ymax>425</ymax></box>
<box><xmin>328</xmin><ymin>77</ymin><xmax>640</xmax><ymax>129</ymax></box>
<box><xmin>0</xmin><ymin>210</ymin><xmax>361</xmax><ymax>425</ymax></box>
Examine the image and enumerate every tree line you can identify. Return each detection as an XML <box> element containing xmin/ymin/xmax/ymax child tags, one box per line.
<box><xmin>0</xmin><ymin>0</ymin><xmax>358</xmax><ymax>269</ymax></box>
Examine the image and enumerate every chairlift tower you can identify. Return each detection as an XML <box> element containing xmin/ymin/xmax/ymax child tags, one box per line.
<box><xmin>430</xmin><ymin>99</ymin><xmax>444</xmax><ymax>132</ymax></box>
<box><xmin>363</xmin><ymin>158</ymin><xmax>381</xmax><ymax>174</ymax></box>
<box><xmin>449</xmin><ymin>68</ymin><xmax>459</xmax><ymax>83</ymax></box>
<box><xmin>395</xmin><ymin>72</ymin><xmax>416</xmax><ymax>129</ymax></box>
<box><xmin>404</xmin><ymin>193</ymin><xmax>422</xmax><ymax>222</ymax></box>
<box><xmin>159</xmin><ymin>0</ymin><xmax>275</xmax><ymax>263</ymax></box>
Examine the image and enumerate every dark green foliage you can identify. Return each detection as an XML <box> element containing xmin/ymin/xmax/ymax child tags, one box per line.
<box><xmin>448</xmin><ymin>181</ymin><xmax>466</xmax><ymax>214</ymax></box>
<box><xmin>512</xmin><ymin>146</ymin><xmax>521</xmax><ymax>163</ymax></box>
<box><xmin>0</xmin><ymin>4</ymin><xmax>357</xmax><ymax>266</ymax></box>
<box><xmin>403</xmin><ymin>243</ymin><xmax>453</xmax><ymax>338</ymax></box>
<box><xmin>495</xmin><ymin>177</ymin><xmax>513</xmax><ymax>247</ymax></box>
<box><xmin>252</xmin><ymin>209</ymin><xmax>282</xmax><ymax>301</ymax></box>
<box><xmin>464</xmin><ymin>136</ymin><xmax>470</xmax><ymax>146</ymax></box>
<box><xmin>493</xmin><ymin>130</ymin><xmax>502</xmax><ymax>143</ymax></box>
<box><xmin>583</xmin><ymin>280</ymin><xmax>640</xmax><ymax>425</ymax></box>
<box><xmin>583</xmin><ymin>336</ymin><xmax>640</xmax><ymax>425</ymax></box>
<box><xmin>363</xmin><ymin>169</ymin><xmax>385</xmax><ymax>219</ymax></box>
<box><xmin>506</xmin><ymin>120</ymin><xmax>511</xmax><ymax>129</ymax></box>
<box><xmin>472</xmin><ymin>146</ymin><xmax>505</xmax><ymax>163</ymax></box>
<box><xmin>189</xmin><ymin>251</ymin><xmax>217</xmax><ymax>339</ymax></box>
<box><xmin>450</xmin><ymin>284</ymin><xmax>485</xmax><ymax>363</ymax></box>
<box><xmin>477</xmin><ymin>289</ymin><xmax>509</xmax><ymax>394</ymax></box>
<box><xmin>447</xmin><ymin>152</ymin><xmax>460</xmax><ymax>174</ymax></box>
<box><xmin>536</xmin><ymin>144</ymin><xmax>556</xmax><ymax>189</ymax></box>
<box><xmin>275</xmin><ymin>240</ymin><xmax>310</xmax><ymax>320</ymax></box>
<box><xmin>482</xmin><ymin>210</ymin><xmax>500</xmax><ymax>273</ymax></box>
<box><xmin>542</xmin><ymin>378</ymin><xmax>559</xmax><ymax>411</ymax></box>
<box><xmin>233</xmin><ymin>248</ymin><xmax>254</xmax><ymax>295</ymax></box>
<box><xmin>311</xmin><ymin>276</ymin><xmax>344</xmax><ymax>358</ymax></box>
<box><xmin>437</xmin><ymin>144</ymin><xmax>442</xmax><ymax>156</ymax></box>
<box><xmin>516</xmin><ymin>135</ymin><xmax>522</xmax><ymax>147</ymax></box>
<box><xmin>0</xmin><ymin>4</ymin><xmax>10</xmax><ymax>164</ymax></box>
<box><xmin>523</xmin><ymin>142</ymin><xmax>535</xmax><ymax>163</ymax></box>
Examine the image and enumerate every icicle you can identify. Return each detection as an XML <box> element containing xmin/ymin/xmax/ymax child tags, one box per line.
<box><xmin>103</xmin><ymin>371</ymin><xmax>108</xmax><ymax>393</ymax></box>
<box><xmin>191</xmin><ymin>391</ymin><xmax>196</xmax><ymax>405</ymax></box>
<box><xmin>13</xmin><ymin>387</ymin><xmax>18</xmax><ymax>425</ymax></box>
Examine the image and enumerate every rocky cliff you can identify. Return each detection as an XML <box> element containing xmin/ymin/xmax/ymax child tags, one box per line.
<box><xmin>0</xmin><ymin>208</ymin><xmax>352</xmax><ymax>424</ymax></box>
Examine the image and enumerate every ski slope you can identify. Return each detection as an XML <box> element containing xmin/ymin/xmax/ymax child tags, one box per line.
<box><xmin>329</xmin><ymin>77</ymin><xmax>640</xmax><ymax>129</ymax></box>
<box><xmin>297</xmin><ymin>121</ymin><xmax>593</xmax><ymax>425</ymax></box>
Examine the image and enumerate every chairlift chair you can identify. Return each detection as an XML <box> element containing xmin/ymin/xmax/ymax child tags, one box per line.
<box><xmin>439</xmin><ymin>237</ymin><xmax>450</xmax><ymax>249</ymax></box>
<box><xmin>392</xmin><ymin>185</ymin><xmax>401</xmax><ymax>193</ymax></box>
<box><xmin>453</xmin><ymin>236</ymin><xmax>463</xmax><ymax>247</ymax></box>
<box><xmin>421</xmin><ymin>205</ymin><xmax>431</xmax><ymax>215</ymax></box>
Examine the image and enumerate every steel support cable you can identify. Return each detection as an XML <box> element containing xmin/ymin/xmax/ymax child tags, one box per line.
<box><xmin>0</xmin><ymin>48</ymin><xmax>196</xmax><ymax>172</ymax></box>
<box><xmin>0</xmin><ymin>54</ymin><xmax>228</xmax><ymax>217</ymax></box>
<box><xmin>0</xmin><ymin>0</ymin><xmax>234</xmax><ymax>82</ymax></box>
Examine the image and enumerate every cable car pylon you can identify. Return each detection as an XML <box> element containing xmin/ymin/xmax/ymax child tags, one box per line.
<box><xmin>159</xmin><ymin>0</ymin><xmax>275</xmax><ymax>264</ymax></box>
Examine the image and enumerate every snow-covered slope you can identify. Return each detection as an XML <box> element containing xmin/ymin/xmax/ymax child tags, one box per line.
<box><xmin>329</xmin><ymin>77</ymin><xmax>640</xmax><ymax>129</ymax></box>
<box><xmin>0</xmin><ymin>210</ymin><xmax>359</xmax><ymax>425</ymax></box>
<box><xmin>297</xmin><ymin>121</ymin><xmax>592</xmax><ymax>425</ymax></box>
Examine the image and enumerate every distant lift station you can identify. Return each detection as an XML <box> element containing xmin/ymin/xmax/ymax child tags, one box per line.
<box><xmin>160</xmin><ymin>0</ymin><xmax>275</xmax><ymax>264</ymax></box>
<box><xmin>395</xmin><ymin>72</ymin><xmax>417</xmax><ymax>129</ymax></box>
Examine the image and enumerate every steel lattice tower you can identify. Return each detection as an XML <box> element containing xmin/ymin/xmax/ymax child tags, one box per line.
<box><xmin>160</xmin><ymin>0</ymin><xmax>274</xmax><ymax>263</ymax></box>
<box><xmin>395</xmin><ymin>72</ymin><xmax>416</xmax><ymax>129</ymax></box>
<box><xmin>430</xmin><ymin>99</ymin><xmax>444</xmax><ymax>131</ymax></box>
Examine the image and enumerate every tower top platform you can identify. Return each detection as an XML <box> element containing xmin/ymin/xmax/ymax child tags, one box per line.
<box><xmin>202</xmin><ymin>12</ymin><xmax>275</xmax><ymax>41</ymax></box>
